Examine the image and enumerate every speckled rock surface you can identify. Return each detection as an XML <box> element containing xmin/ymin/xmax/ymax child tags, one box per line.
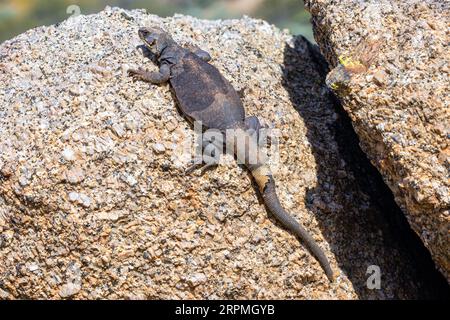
<box><xmin>0</xmin><ymin>7</ymin><xmax>447</xmax><ymax>299</ymax></box>
<box><xmin>305</xmin><ymin>0</ymin><xmax>449</xmax><ymax>281</ymax></box>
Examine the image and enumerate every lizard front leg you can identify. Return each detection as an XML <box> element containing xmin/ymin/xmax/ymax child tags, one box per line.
<box><xmin>128</xmin><ymin>63</ymin><xmax>170</xmax><ymax>84</ymax></box>
<box><xmin>185</xmin><ymin>147</ymin><xmax>219</xmax><ymax>174</ymax></box>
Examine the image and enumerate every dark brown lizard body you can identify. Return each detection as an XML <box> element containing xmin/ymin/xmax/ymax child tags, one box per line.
<box><xmin>129</xmin><ymin>27</ymin><xmax>334</xmax><ymax>281</ymax></box>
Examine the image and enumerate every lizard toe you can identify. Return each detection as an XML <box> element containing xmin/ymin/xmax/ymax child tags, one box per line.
<box><xmin>185</xmin><ymin>157</ymin><xmax>203</xmax><ymax>175</ymax></box>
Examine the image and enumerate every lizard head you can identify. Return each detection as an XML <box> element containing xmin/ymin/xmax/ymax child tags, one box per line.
<box><xmin>138</xmin><ymin>27</ymin><xmax>173</xmax><ymax>56</ymax></box>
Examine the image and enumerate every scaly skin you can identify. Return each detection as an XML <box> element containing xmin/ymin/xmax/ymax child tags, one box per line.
<box><xmin>129</xmin><ymin>27</ymin><xmax>334</xmax><ymax>281</ymax></box>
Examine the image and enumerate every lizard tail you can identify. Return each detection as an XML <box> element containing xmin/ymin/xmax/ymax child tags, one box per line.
<box><xmin>251</xmin><ymin>165</ymin><xmax>335</xmax><ymax>282</ymax></box>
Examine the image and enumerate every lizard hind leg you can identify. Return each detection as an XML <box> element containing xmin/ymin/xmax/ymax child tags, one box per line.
<box><xmin>185</xmin><ymin>160</ymin><xmax>217</xmax><ymax>175</ymax></box>
<box><xmin>185</xmin><ymin>136</ymin><xmax>221</xmax><ymax>175</ymax></box>
<box><xmin>185</xmin><ymin>153</ymin><xmax>219</xmax><ymax>175</ymax></box>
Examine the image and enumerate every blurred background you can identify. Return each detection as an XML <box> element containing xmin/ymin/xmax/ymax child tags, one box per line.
<box><xmin>0</xmin><ymin>0</ymin><xmax>313</xmax><ymax>43</ymax></box>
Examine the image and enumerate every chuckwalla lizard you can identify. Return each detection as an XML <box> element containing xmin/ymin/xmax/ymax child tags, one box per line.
<box><xmin>128</xmin><ymin>27</ymin><xmax>334</xmax><ymax>281</ymax></box>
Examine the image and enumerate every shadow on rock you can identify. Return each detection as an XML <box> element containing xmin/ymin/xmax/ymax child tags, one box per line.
<box><xmin>281</xmin><ymin>35</ymin><xmax>450</xmax><ymax>299</ymax></box>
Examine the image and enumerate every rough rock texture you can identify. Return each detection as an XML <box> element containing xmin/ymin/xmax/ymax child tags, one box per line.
<box><xmin>0</xmin><ymin>7</ymin><xmax>447</xmax><ymax>299</ymax></box>
<box><xmin>305</xmin><ymin>0</ymin><xmax>449</xmax><ymax>281</ymax></box>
